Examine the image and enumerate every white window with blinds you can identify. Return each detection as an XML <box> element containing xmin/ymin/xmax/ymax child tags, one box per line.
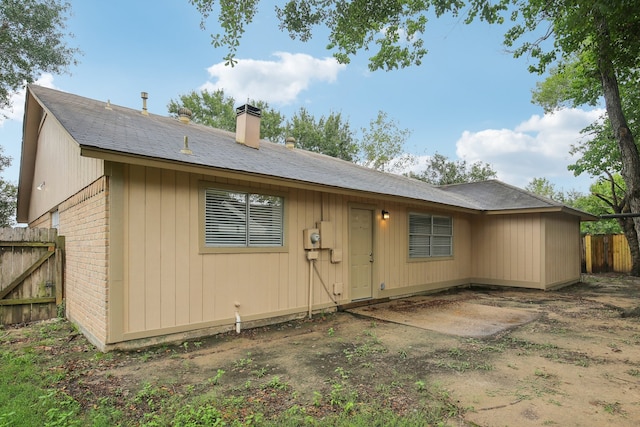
<box><xmin>204</xmin><ymin>188</ymin><xmax>284</xmax><ymax>248</ymax></box>
<box><xmin>408</xmin><ymin>213</ymin><xmax>452</xmax><ymax>258</ymax></box>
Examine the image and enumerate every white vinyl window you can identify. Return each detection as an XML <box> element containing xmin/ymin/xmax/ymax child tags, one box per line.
<box><xmin>204</xmin><ymin>188</ymin><xmax>284</xmax><ymax>247</ymax></box>
<box><xmin>408</xmin><ymin>213</ymin><xmax>452</xmax><ymax>258</ymax></box>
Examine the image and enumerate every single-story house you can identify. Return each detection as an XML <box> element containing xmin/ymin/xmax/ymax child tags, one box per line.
<box><xmin>17</xmin><ymin>85</ymin><xmax>596</xmax><ymax>351</ymax></box>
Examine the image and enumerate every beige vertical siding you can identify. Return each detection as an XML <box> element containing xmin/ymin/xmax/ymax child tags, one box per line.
<box><xmin>28</xmin><ymin>116</ymin><xmax>103</xmax><ymax>223</ymax></box>
<box><xmin>544</xmin><ymin>213</ymin><xmax>581</xmax><ymax>287</ymax></box>
<box><xmin>108</xmin><ymin>163</ymin><xmax>584</xmax><ymax>344</ymax></box>
<box><xmin>373</xmin><ymin>205</ymin><xmax>473</xmax><ymax>297</ymax></box>
<box><xmin>114</xmin><ymin>165</ymin><xmax>477</xmax><ymax>342</ymax></box>
<box><xmin>470</xmin><ymin>214</ymin><xmax>543</xmax><ymax>288</ymax></box>
<box><xmin>119</xmin><ymin>165</ymin><xmax>348</xmax><ymax>339</ymax></box>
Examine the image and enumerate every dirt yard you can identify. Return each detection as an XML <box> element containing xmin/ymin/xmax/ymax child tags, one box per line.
<box><xmin>4</xmin><ymin>274</ymin><xmax>640</xmax><ymax>426</ymax></box>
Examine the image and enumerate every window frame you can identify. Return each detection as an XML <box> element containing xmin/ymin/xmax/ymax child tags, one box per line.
<box><xmin>408</xmin><ymin>212</ymin><xmax>453</xmax><ymax>260</ymax></box>
<box><xmin>199</xmin><ymin>183</ymin><xmax>288</xmax><ymax>254</ymax></box>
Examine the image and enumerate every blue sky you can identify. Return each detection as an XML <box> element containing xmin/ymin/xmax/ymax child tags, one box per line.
<box><xmin>0</xmin><ymin>0</ymin><xmax>604</xmax><ymax>193</ymax></box>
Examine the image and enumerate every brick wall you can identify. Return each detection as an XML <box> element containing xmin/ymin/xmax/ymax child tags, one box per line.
<box><xmin>58</xmin><ymin>177</ymin><xmax>109</xmax><ymax>348</ymax></box>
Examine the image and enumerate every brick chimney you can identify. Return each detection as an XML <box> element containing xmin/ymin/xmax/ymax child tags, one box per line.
<box><xmin>235</xmin><ymin>104</ymin><xmax>261</xmax><ymax>149</ymax></box>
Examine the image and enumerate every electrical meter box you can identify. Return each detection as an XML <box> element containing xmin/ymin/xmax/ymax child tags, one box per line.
<box><xmin>303</xmin><ymin>228</ymin><xmax>320</xmax><ymax>250</ymax></box>
<box><xmin>317</xmin><ymin>221</ymin><xmax>334</xmax><ymax>249</ymax></box>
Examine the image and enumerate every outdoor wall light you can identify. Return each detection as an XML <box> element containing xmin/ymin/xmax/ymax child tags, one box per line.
<box><xmin>382</xmin><ymin>210</ymin><xmax>390</xmax><ymax>220</ymax></box>
<box><xmin>36</xmin><ymin>181</ymin><xmax>45</xmax><ymax>191</ymax></box>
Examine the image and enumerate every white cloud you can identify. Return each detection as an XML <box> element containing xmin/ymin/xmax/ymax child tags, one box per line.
<box><xmin>0</xmin><ymin>73</ymin><xmax>56</xmax><ymax>126</ymax></box>
<box><xmin>455</xmin><ymin>108</ymin><xmax>605</xmax><ymax>190</ymax></box>
<box><xmin>201</xmin><ymin>52</ymin><xmax>346</xmax><ymax>105</ymax></box>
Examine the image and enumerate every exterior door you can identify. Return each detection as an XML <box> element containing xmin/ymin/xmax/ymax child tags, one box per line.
<box><xmin>350</xmin><ymin>208</ymin><xmax>373</xmax><ymax>300</ymax></box>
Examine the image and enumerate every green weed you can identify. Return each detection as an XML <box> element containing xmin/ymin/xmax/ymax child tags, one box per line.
<box><xmin>234</xmin><ymin>353</ymin><xmax>253</xmax><ymax>369</ymax></box>
<box><xmin>39</xmin><ymin>389</ymin><xmax>81</xmax><ymax>427</ymax></box>
<box><xmin>626</xmin><ymin>368</ymin><xmax>640</xmax><ymax>377</ymax></box>
<box><xmin>603</xmin><ymin>401</ymin><xmax>624</xmax><ymax>415</ymax></box>
<box><xmin>263</xmin><ymin>375</ymin><xmax>288</xmax><ymax>390</ymax></box>
<box><xmin>209</xmin><ymin>369</ymin><xmax>225</xmax><ymax>385</ymax></box>
<box><xmin>335</xmin><ymin>366</ymin><xmax>350</xmax><ymax>379</ymax></box>
<box><xmin>251</xmin><ymin>367</ymin><xmax>268</xmax><ymax>378</ymax></box>
<box><xmin>172</xmin><ymin>403</ymin><xmax>225</xmax><ymax>426</ymax></box>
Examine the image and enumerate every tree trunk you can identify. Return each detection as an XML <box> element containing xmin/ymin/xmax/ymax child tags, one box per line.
<box><xmin>596</xmin><ymin>15</ymin><xmax>640</xmax><ymax>276</ymax></box>
<box><xmin>619</xmin><ymin>218</ymin><xmax>640</xmax><ymax>276</ymax></box>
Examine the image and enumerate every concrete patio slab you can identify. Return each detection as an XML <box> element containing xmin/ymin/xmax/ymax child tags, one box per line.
<box><xmin>347</xmin><ymin>294</ymin><xmax>539</xmax><ymax>337</ymax></box>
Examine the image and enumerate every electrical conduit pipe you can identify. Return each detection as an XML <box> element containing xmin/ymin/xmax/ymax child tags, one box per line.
<box><xmin>308</xmin><ymin>258</ymin><xmax>314</xmax><ymax>319</ymax></box>
<box><xmin>234</xmin><ymin>302</ymin><xmax>241</xmax><ymax>333</ymax></box>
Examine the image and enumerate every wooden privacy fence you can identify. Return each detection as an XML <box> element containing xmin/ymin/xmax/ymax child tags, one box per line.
<box><xmin>582</xmin><ymin>234</ymin><xmax>632</xmax><ymax>274</ymax></box>
<box><xmin>0</xmin><ymin>228</ymin><xmax>64</xmax><ymax>325</ymax></box>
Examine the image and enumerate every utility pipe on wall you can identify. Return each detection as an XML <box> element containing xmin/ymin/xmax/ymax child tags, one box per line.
<box><xmin>308</xmin><ymin>258</ymin><xmax>314</xmax><ymax>319</ymax></box>
<box><xmin>235</xmin><ymin>311</ymin><xmax>242</xmax><ymax>333</ymax></box>
<box><xmin>234</xmin><ymin>302</ymin><xmax>242</xmax><ymax>333</ymax></box>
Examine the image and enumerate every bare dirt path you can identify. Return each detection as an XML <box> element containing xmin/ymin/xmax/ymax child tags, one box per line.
<box><xmin>4</xmin><ymin>274</ymin><xmax>640</xmax><ymax>426</ymax></box>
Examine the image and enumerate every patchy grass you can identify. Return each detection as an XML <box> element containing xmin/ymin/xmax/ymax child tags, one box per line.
<box><xmin>0</xmin><ymin>319</ymin><xmax>467</xmax><ymax>427</ymax></box>
<box><xmin>2</xmin><ymin>274</ymin><xmax>640</xmax><ymax>426</ymax></box>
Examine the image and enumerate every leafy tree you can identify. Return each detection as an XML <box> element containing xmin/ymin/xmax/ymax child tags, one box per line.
<box><xmin>168</xmin><ymin>89</ymin><xmax>236</xmax><ymax>130</ymax></box>
<box><xmin>358</xmin><ymin>110</ymin><xmax>414</xmax><ymax>173</ymax></box>
<box><xmin>0</xmin><ymin>146</ymin><xmax>16</xmax><ymax>226</ymax></box>
<box><xmin>533</xmin><ymin>56</ymin><xmax>639</xmax><ymax>189</ymax></box>
<box><xmin>168</xmin><ymin>89</ymin><xmax>286</xmax><ymax>142</ymax></box>
<box><xmin>410</xmin><ymin>153</ymin><xmax>497</xmax><ymax>185</ymax></box>
<box><xmin>503</xmin><ymin>1</ymin><xmax>640</xmax><ymax>272</ymax></box>
<box><xmin>188</xmin><ymin>1</ymin><xmax>514</xmax><ymax>70</ymax></box>
<box><xmin>525</xmin><ymin>177</ymin><xmax>565</xmax><ymax>202</ymax></box>
<box><xmin>0</xmin><ymin>0</ymin><xmax>79</xmax><ymax>111</ymax></box>
<box><xmin>169</xmin><ymin>91</ymin><xmax>412</xmax><ymax>165</ymax></box>
<box><xmin>572</xmin><ymin>193</ymin><xmax>621</xmax><ymax>235</ymax></box>
<box><xmin>533</xmin><ymin>51</ymin><xmax>640</xmax><ymax>275</ymax></box>
<box><xmin>285</xmin><ymin>107</ymin><xmax>358</xmax><ymax>161</ymax></box>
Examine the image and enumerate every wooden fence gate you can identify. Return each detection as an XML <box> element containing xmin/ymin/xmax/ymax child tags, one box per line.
<box><xmin>0</xmin><ymin>228</ymin><xmax>64</xmax><ymax>325</ymax></box>
<box><xmin>582</xmin><ymin>234</ymin><xmax>632</xmax><ymax>274</ymax></box>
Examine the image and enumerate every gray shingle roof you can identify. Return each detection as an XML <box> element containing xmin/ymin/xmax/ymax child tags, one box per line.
<box><xmin>439</xmin><ymin>180</ymin><xmax>563</xmax><ymax>210</ymax></box>
<box><xmin>440</xmin><ymin>180</ymin><xmax>596</xmax><ymax>219</ymax></box>
<box><xmin>27</xmin><ymin>85</ymin><xmax>593</xmax><ymax>218</ymax></box>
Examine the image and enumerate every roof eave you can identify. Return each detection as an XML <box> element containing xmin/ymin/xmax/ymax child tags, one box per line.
<box><xmin>16</xmin><ymin>87</ymin><xmax>41</xmax><ymax>223</ymax></box>
<box><xmin>80</xmin><ymin>146</ymin><xmax>482</xmax><ymax>215</ymax></box>
<box><xmin>483</xmin><ymin>206</ymin><xmax>599</xmax><ymax>221</ymax></box>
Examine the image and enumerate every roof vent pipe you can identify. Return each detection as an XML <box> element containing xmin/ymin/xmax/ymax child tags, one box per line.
<box><xmin>180</xmin><ymin>136</ymin><xmax>192</xmax><ymax>155</ymax></box>
<box><xmin>235</xmin><ymin>104</ymin><xmax>261</xmax><ymax>149</ymax></box>
<box><xmin>141</xmin><ymin>92</ymin><xmax>149</xmax><ymax>116</ymax></box>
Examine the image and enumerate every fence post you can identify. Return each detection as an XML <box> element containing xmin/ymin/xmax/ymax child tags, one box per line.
<box><xmin>584</xmin><ymin>235</ymin><xmax>592</xmax><ymax>274</ymax></box>
<box><xmin>55</xmin><ymin>235</ymin><xmax>65</xmax><ymax>306</ymax></box>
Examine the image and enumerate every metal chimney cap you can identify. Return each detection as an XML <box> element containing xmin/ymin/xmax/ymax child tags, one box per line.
<box><xmin>236</xmin><ymin>104</ymin><xmax>261</xmax><ymax>117</ymax></box>
<box><xmin>285</xmin><ymin>136</ymin><xmax>296</xmax><ymax>149</ymax></box>
<box><xmin>178</xmin><ymin>107</ymin><xmax>192</xmax><ymax>123</ymax></box>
